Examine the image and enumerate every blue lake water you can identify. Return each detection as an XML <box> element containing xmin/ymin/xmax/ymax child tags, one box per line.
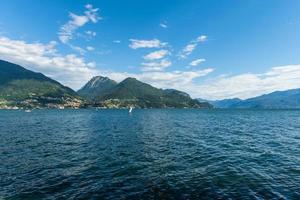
<box><xmin>0</xmin><ymin>109</ymin><xmax>300</xmax><ymax>199</ymax></box>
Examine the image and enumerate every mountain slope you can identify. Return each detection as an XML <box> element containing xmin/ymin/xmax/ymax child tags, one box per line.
<box><xmin>77</xmin><ymin>76</ymin><xmax>117</xmax><ymax>100</ymax></box>
<box><xmin>200</xmin><ymin>98</ymin><xmax>242</xmax><ymax>108</ymax></box>
<box><xmin>0</xmin><ymin>60</ymin><xmax>81</xmax><ymax>108</ymax></box>
<box><xmin>232</xmin><ymin>89</ymin><xmax>300</xmax><ymax>109</ymax></box>
<box><xmin>83</xmin><ymin>77</ymin><xmax>211</xmax><ymax>108</ymax></box>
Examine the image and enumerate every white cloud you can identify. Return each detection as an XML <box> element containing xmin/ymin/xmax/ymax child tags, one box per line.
<box><xmin>85</xmin><ymin>30</ymin><xmax>97</xmax><ymax>37</ymax></box>
<box><xmin>197</xmin><ymin>35</ymin><xmax>207</xmax><ymax>42</ymax></box>
<box><xmin>181</xmin><ymin>44</ymin><xmax>197</xmax><ymax>58</ymax></box>
<box><xmin>102</xmin><ymin>64</ymin><xmax>300</xmax><ymax>100</ymax></box>
<box><xmin>195</xmin><ymin>65</ymin><xmax>300</xmax><ymax>100</ymax></box>
<box><xmin>113</xmin><ymin>40</ymin><xmax>121</xmax><ymax>43</ymax></box>
<box><xmin>84</xmin><ymin>4</ymin><xmax>100</xmax><ymax>23</ymax></box>
<box><xmin>58</xmin><ymin>4</ymin><xmax>101</xmax><ymax>44</ymax></box>
<box><xmin>129</xmin><ymin>39</ymin><xmax>167</xmax><ymax>49</ymax></box>
<box><xmin>102</xmin><ymin>68</ymin><xmax>214</xmax><ymax>91</ymax></box>
<box><xmin>69</xmin><ymin>44</ymin><xmax>86</xmax><ymax>55</ymax></box>
<box><xmin>86</xmin><ymin>46</ymin><xmax>95</xmax><ymax>51</ymax></box>
<box><xmin>141</xmin><ymin>59</ymin><xmax>172</xmax><ymax>71</ymax></box>
<box><xmin>179</xmin><ymin>35</ymin><xmax>207</xmax><ymax>59</ymax></box>
<box><xmin>143</xmin><ymin>49</ymin><xmax>170</xmax><ymax>60</ymax></box>
<box><xmin>190</xmin><ymin>58</ymin><xmax>206</xmax><ymax>66</ymax></box>
<box><xmin>160</xmin><ymin>22</ymin><xmax>168</xmax><ymax>28</ymax></box>
<box><xmin>138</xmin><ymin>69</ymin><xmax>214</xmax><ymax>89</ymax></box>
<box><xmin>0</xmin><ymin>36</ymin><xmax>99</xmax><ymax>89</ymax></box>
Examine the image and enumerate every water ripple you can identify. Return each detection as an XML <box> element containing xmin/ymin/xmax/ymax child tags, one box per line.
<box><xmin>0</xmin><ymin>109</ymin><xmax>299</xmax><ymax>199</ymax></box>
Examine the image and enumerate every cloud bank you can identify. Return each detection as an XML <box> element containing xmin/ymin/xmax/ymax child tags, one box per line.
<box><xmin>0</xmin><ymin>36</ymin><xmax>99</xmax><ymax>89</ymax></box>
<box><xmin>196</xmin><ymin>65</ymin><xmax>300</xmax><ymax>100</ymax></box>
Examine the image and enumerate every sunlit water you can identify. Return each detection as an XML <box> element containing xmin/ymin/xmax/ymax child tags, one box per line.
<box><xmin>0</xmin><ymin>109</ymin><xmax>300</xmax><ymax>199</ymax></box>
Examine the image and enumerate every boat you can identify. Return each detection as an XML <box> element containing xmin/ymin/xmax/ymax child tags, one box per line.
<box><xmin>24</xmin><ymin>109</ymin><xmax>32</xmax><ymax>112</ymax></box>
<box><xmin>129</xmin><ymin>107</ymin><xmax>133</xmax><ymax>113</ymax></box>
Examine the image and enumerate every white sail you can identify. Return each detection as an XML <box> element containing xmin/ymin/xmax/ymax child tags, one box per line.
<box><xmin>129</xmin><ymin>107</ymin><xmax>133</xmax><ymax>113</ymax></box>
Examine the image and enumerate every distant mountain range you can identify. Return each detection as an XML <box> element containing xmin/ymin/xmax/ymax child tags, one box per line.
<box><xmin>199</xmin><ymin>89</ymin><xmax>300</xmax><ymax>109</ymax></box>
<box><xmin>0</xmin><ymin>59</ymin><xmax>211</xmax><ymax>109</ymax></box>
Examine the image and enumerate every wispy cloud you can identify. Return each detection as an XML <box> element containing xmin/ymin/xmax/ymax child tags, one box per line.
<box><xmin>129</xmin><ymin>39</ymin><xmax>167</xmax><ymax>49</ymax></box>
<box><xmin>69</xmin><ymin>44</ymin><xmax>86</xmax><ymax>55</ymax></box>
<box><xmin>141</xmin><ymin>59</ymin><xmax>172</xmax><ymax>71</ymax></box>
<box><xmin>86</xmin><ymin>46</ymin><xmax>95</xmax><ymax>51</ymax></box>
<box><xmin>0</xmin><ymin>36</ymin><xmax>99</xmax><ymax>89</ymax></box>
<box><xmin>58</xmin><ymin>4</ymin><xmax>101</xmax><ymax>44</ymax></box>
<box><xmin>160</xmin><ymin>22</ymin><xmax>168</xmax><ymax>28</ymax></box>
<box><xmin>178</xmin><ymin>35</ymin><xmax>207</xmax><ymax>59</ymax></box>
<box><xmin>197</xmin><ymin>35</ymin><xmax>207</xmax><ymax>42</ymax></box>
<box><xmin>143</xmin><ymin>49</ymin><xmax>170</xmax><ymax>61</ymax></box>
<box><xmin>190</xmin><ymin>58</ymin><xmax>206</xmax><ymax>66</ymax></box>
<box><xmin>85</xmin><ymin>30</ymin><xmax>97</xmax><ymax>38</ymax></box>
<box><xmin>113</xmin><ymin>40</ymin><xmax>121</xmax><ymax>43</ymax></box>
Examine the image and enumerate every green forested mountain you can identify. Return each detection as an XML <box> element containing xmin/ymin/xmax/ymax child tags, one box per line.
<box><xmin>81</xmin><ymin>77</ymin><xmax>212</xmax><ymax>108</ymax></box>
<box><xmin>0</xmin><ymin>60</ymin><xmax>81</xmax><ymax>108</ymax></box>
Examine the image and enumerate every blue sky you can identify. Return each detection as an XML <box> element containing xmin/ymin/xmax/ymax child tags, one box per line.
<box><xmin>1</xmin><ymin>0</ymin><xmax>300</xmax><ymax>100</ymax></box>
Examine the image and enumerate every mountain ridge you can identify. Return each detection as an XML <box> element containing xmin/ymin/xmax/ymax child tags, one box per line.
<box><xmin>199</xmin><ymin>89</ymin><xmax>300</xmax><ymax>109</ymax></box>
<box><xmin>80</xmin><ymin>77</ymin><xmax>212</xmax><ymax>108</ymax></box>
<box><xmin>0</xmin><ymin>60</ymin><xmax>82</xmax><ymax>109</ymax></box>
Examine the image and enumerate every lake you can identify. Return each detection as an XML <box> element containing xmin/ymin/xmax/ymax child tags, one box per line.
<box><xmin>0</xmin><ymin>109</ymin><xmax>299</xmax><ymax>199</ymax></box>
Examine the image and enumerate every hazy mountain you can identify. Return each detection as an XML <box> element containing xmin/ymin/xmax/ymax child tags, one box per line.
<box><xmin>0</xmin><ymin>60</ymin><xmax>81</xmax><ymax>108</ymax></box>
<box><xmin>201</xmin><ymin>89</ymin><xmax>300</xmax><ymax>109</ymax></box>
<box><xmin>82</xmin><ymin>77</ymin><xmax>212</xmax><ymax>108</ymax></box>
<box><xmin>232</xmin><ymin>89</ymin><xmax>300</xmax><ymax>109</ymax></box>
<box><xmin>77</xmin><ymin>76</ymin><xmax>117</xmax><ymax>100</ymax></box>
<box><xmin>200</xmin><ymin>98</ymin><xmax>242</xmax><ymax>108</ymax></box>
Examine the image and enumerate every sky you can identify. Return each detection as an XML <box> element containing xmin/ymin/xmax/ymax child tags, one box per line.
<box><xmin>1</xmin><ymin>0</ymin><xmax>300</xmax><ymax>100</ymax></box>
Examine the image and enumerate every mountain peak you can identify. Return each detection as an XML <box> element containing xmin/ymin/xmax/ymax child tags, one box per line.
<box><xmin>121</xmin><ymin>77</ymin><xmax>139</xmax><ymax>83</ymax></box>
<box><xmin>118</xmin><ymin>77</ymin><xmax>151</xmax><ymax>88</ymax></box>
<box><xmin>77</xmin><ymin>75</ymin><xmax>117</xmax><ymax>99</ymax></box>
<box><xmin>87</xmin><ymin>76</ymin><xmax>114</xmax><ymax>88</ymax></box>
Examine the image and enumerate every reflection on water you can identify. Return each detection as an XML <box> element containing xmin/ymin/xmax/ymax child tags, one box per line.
<box><xmin>0</xmin><ymin>109</ymin><xmax>300</xmax><ymax>199</ymax></box>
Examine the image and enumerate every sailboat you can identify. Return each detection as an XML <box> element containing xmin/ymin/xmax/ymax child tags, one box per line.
<box><xmin>129</xmin><ymin>107</ymin><xmax>133</xmax><ymax>113</ymax></box>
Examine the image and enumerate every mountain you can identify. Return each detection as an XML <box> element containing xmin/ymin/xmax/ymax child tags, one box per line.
<box><xmin>77</xmin><ymin>76</ymin><xmax>117</xmax><ymax>100</ymax></box>
<box><xmin>200</xmin><ymin>98</ymin><xmax>242</xmax><ymax>108</ymax></box>
<box><xmin>0</xmin><ymin>60</ymin><xmax>82</xmax><ymax>109</ymax></box>
<box><xmin>201</xmin><ymin>89</ymin><xmax>300</xmax><ymax>109</ymax></box>
<box><xmin>232</xmin><ymin>89</ymin><xmax>300</xmax><ymax>109</ymax></box>
<box><xmin>81</xmin><ymin>77</ymin><xmax>212</xmax><ymax>108</ymax></box>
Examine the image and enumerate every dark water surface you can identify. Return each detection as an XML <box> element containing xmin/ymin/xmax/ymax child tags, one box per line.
<box><xmin>0</xmin><ymin>109</ymin><xmax>300</xmax><ymax>199</ymax></box>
